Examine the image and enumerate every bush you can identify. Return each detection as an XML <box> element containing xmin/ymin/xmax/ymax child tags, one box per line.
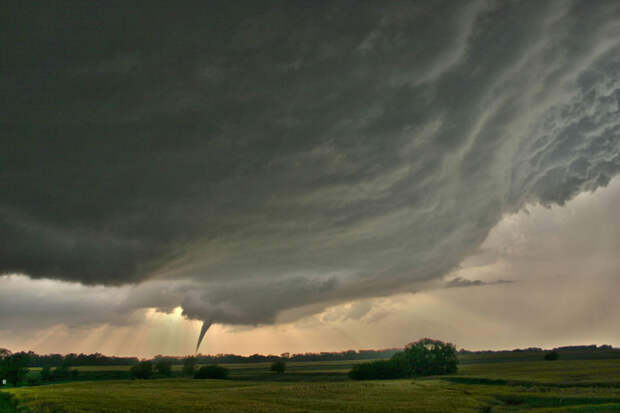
<box><xmin>194</xmin><ymin>365</ymin><xmax>229</xmax><ymax>379</ymax></box>
<box><xmin>40</xmin><ymin>366</ymin><xmax>52</xmax><ymax>382</ymax></box>
<box><xmin>544</xmin><ymin>351</ymin><xmax>559</xmax><ymax>361</ymax></box>
<box><xmin>51</xmin><ymin>366</ymin><xmax>70</xmax><ymax>381</ymax></box>
<box><xmin>182</xmin><ymin>357</ymin><xmax>197</xmax><ymax>376</ymax></box>
<box><xmin>348</xmin><ymin>359</ymin><xmax>407</xmax><ymax>380</ymax></box>
<box><xmin>349</xmin><ymin>338</ymin><xmax>458</xmax><ymax>380</ymax></box>
<box><xmin>130</xmin><ymin>361</ymin><xmax>153</xmax><ymax>379</ymax></box>
<box><xmin>26</xmin><ymin>376</ymin><xmax>41</xmax><ymax>386</ymax></box>
<box><xmin>270</xmin><ymin>361</ymin><xmax>286</xmax><ymax>374</ymax></box>
<box><xmin>155</xmin><ymin>360</ymin><xmax>172</xmax><ymax>377</ymax></box>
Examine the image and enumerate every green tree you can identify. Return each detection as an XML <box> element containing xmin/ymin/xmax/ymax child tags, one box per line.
<box><xmin>402</xmin><ymin>338</ymin><xmax>458</xmax><ymax>376</ymax></box>
<box><xmin>155</xmin><ymin>360</ymin><xmax>172</xmax><ymax>377</ymax></box>
<box><xmin>0</xmin><ymin>348</ymin><xmax>10</xmax><ymax>382</ymax></box>
<box><xmin>130</xmin><ymin>361</ymin><xmax>153</xmax><ymax>379</ymax></box>
<box><xmin>182</xmin><ymin>356</ymin><xmax>197</xmax><ymax>376</ymax></box>
<box><xmin>52</xmin><ymin>365</ymin><xmax>70</xmax><ymax>381</ymax></box>
<box><xmin>2</xmin><ymin>352</ymin><xmax>30</xmax><ymax>386</ymax></box>
<box><xmin>40</xmin><ymin>366</ymin><xmax>52</xmax><ymax>382</ymax></box>
<box><xmin>270</xmin><ymin>360</ymin><xmax>286</xmax><ymax>374</ymax></box>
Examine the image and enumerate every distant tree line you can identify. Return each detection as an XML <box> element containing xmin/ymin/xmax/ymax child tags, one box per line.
<box><xmin>0</xmin><ymin>348</ymin><xmax>400</xmax><ymax>368</ymax></box>
<box><xmin>5</xmin><ymin>344</ymin><xmax>615</xmax><ymax>370</ymax></box>
<box><xmin>153</xmin><ymin>348</ymin><xmax>401</xmax><ymax>365</ymax></box>
<box><xmin>457</xmin><ymin>344</ymin><xmax>614</xmax><ymax>355</ymax></box>
<box><xmin>0</xmin><ymin>350</ymin><xmax>139</xmax><ymax>368</ymax></box>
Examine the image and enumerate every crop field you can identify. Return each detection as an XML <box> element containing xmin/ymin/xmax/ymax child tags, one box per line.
<box><xmin>2</xmin><ymin>357</ymin><xmax>620</xmax><ymax>412</ymax></box>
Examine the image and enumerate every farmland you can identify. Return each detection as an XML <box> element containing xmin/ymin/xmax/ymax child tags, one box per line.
<box><xmin>2</xmin><ymin>355</ymin><xmax>620</xmax><ymax>412</ymax></box>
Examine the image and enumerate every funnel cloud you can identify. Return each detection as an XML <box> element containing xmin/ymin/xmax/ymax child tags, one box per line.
<box><xmin>196</xmin><ymin>321</ymin><xmax>212</xmax><ymax>353</ymax></box>
<box><xmin>2</xmin><ymin>1</ymin><xmax>620</xmax><ymax>335</ymax></box>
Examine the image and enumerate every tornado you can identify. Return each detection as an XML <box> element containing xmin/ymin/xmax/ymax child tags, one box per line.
<box><xmin>195</xmin><ymin>320</ymin><xmax>212</xmax><ymax>353</ymax></box>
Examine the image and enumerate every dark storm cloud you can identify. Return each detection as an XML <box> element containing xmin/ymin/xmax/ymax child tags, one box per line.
<box><xmin>2</xmin><ymin>1</ymin><xmax>620</xmax><ymax>325</ymax></box>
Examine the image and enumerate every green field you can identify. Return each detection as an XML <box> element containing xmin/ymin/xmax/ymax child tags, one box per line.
<box><xmin>2</xmin><ymin>358</ymin><xmax>620</xmax><ymax>412</ymax></box>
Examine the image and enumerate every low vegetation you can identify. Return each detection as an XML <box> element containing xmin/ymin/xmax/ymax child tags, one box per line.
<box><xmin>270</xmin><ymin>360</ymin><xmax>286</xmax><ymax>374</ymax></box>
<box><xmin>182</xmin><ymin>356</ymin><xmax>197</xmax><ymax>377</ymax></box>
<box><xmin>155</xmin><ymin>360</ymin><xmax>173</xmax><ymax>377</ymax></box>
<box><xmin>129</xmin><ymin>361</ymin><xmax>153</xmax><ymax>379</ymax></box>
<box><xmin>194</xmin><ymin>365</ymin><xmax>229</xmax><ymax>379</ymax></box>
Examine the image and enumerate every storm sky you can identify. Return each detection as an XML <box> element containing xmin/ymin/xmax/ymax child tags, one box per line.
<box><xmin>2</xmin><ymin>1</ymin><xmax>620</xmax><ymax>356</ymax></box>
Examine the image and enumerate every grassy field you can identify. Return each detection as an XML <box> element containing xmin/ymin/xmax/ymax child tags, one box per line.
<box><xmin>2</xmin><ymin>357</ymin><xmax>620</xmax><ymax>412</ymax></box>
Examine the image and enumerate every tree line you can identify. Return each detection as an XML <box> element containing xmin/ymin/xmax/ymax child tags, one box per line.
<box><xmin>154</xmin><ymin>349</ymin><xmax>401</xmax><ymax>365</ymax></box>
<box><xmin>0</xmin><ymin>350</ymin><xmax>139</xmax><ymax>368</ymax></box>
<box><xmin>0</xmin><ymin>348</ymin><xmax>400</xmax><ymax>368</ymax></box>
<box><xmin>3</xmin><ymin>344</ymin><xmax>616</xmax><ymax>370</ymax></box>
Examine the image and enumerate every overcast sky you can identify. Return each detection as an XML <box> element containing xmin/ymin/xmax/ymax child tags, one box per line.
<box><xmin>2</xmin><ymin>1</ymin><xmax>620</xmax><ymax>356</ymax></box>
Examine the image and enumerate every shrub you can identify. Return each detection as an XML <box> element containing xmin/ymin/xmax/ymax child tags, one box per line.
<box><xmin>130</xmin><ymin>361</ymin><xmax>153</xmax><ymax>379</ymax></box>
<box><xmin>40</xmin><ymin>366</ymin><xmax>52</xmax><ymax>382</ymax></box>
<box><xmin>26</xmin><ymin>376</ymin><xmax>41</xmax><ymax>386</ymax></box>
<box><xmin>51</xmin><ymin>366</ymin><xmax>70</xmax><ymax>381</ymax></box>
<box><xmin>194</xmin><ymin>365</ymin><xmax>229</xmax><ymax>379</ymax></box>
<box><xmin>49</xmin><ymin>366</ymin><xmax>78</xmax><ymax>381</ymax></box>
<box><xmin>155</xmin><ymin>360</ymin><xmax>172</xmax><ymax>377</ymax></box>
<box><xmin>544</xmin><ymin>351</ymin><xmax>559</xmax><ymax>361</ymax></box>
<box><xmin>348</xmin><ymin>359</ymin><xmax>407</xmax><ymax>380</ymax></box>
<box><xmin>270</xmin><ymin>361</ymin><xmax>286</xmax><ymax>374</ymax></box>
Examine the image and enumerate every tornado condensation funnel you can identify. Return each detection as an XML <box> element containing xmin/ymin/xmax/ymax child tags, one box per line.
<box><xmin>195</xmin><ymin>320</ymin><xmax>212</xmax><ymax>353</ymax></box>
